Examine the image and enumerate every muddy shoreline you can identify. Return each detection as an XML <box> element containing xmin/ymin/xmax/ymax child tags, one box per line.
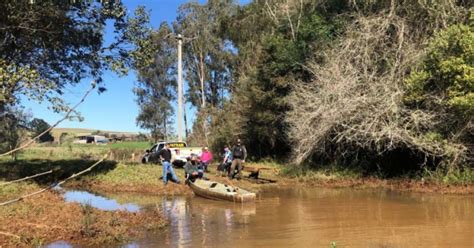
<box><xmin>1</xmin><ymin>162</ymin><xmax>472</xmax><ymax>247</ymax></box>
<box><xmin>0</xmin><ymin>186</ymin><xmax>166</xmax><ymax>247</ymax></box>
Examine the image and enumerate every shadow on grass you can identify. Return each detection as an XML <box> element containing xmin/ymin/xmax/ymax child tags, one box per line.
<box><xmin>0</xmin><ymin>159</ymin><xmax>117</xmax><ymax>185</ymax></box>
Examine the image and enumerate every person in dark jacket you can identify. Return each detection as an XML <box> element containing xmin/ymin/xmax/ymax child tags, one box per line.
<box><xmin>184</xmin><ymin>155</ymin><xmax>203</xmax><ymax>184</ymax></box>
<box><xmin>159</xmin><ymin>143</ymin><xmax>180</xmax><ymax>185</ymax></box>
<box><xmin>229</xmin><ymin>139</ymin><xmax>247</xmax><ymax>180</ymax></box>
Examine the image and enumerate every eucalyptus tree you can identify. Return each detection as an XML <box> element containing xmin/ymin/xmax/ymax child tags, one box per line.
<box><xmin>175</xmin><ymin>0</ymin><xmax>237</xmax><ymax>110</ymax></box>
<box><xmin>127</xmin><ymin>8</ymin><xmax>177</xmax><ymax>141</ymax></box>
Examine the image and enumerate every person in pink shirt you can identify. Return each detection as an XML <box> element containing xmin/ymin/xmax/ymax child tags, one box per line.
<box><xmin>200</xmin><ymin>147</ymin><xmax>213</xmax><ymax>172</ymax></box>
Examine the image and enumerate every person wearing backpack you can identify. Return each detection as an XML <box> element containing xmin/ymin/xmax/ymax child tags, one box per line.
<box><xmin>229</xmin><ymin>138</ymin><xmax>247</xmax><ymax>180</ymax></box>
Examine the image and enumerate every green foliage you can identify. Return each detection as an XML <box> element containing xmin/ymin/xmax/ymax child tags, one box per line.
<box><xmin>228</xmin><ymin>3</ymin><xmax>337</xmax><ymax>158</ymax></box>
<box><xmin>0</xmin><ymin>107</ymin><xmax>30</xmax><ymax>157</ymax></box>
<box><xmin>29</xmin><ymin>118</ymin><xmax>54</xmax><ymax>143</ymax></box>
<box><xmin>0</xmin><ymin>0</ymin><xmax>136</xmax><ymax>110</ymax></box>
<box><xmin>127</xmin><ymin>10</ymin><xmax>176</xmax><ymax>141</ymax></box>
<box><xmin>405</xmin><ymin>24</ymin><xmax>474</xmax><ymax>116</ymax></box>
<box><xmin>175</xmin><ymin>0</ymin><xmax>236</xmax><ymax>109</ymax></box>
<box><xmin>423</xmin><ymin>166</ymin><xmax>473</xmax><ymax>185</ymax></box>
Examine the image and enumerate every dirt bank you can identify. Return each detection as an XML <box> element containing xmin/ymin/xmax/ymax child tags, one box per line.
<box><xmin>66</xmin><ymin>162</ymin><xmax>473</xmax><ymax>196</ymax></box>
<box><xmin>0</xmin><ymin>185</ymin><xmax>165</xmax><ymax>247</ymax></box>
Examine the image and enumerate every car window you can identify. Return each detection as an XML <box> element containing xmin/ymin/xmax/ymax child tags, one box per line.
<box><xmin>150</xmin><ymin>145</ymin><xmax>157</xmax><ymax>152</ymax></box>
<box><xmin>157</xmin><ymin>144</ymin><xmax>164</xmax><ymax>151</ymax></box>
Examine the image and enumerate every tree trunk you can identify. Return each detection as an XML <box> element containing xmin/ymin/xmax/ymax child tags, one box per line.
<box><xmin>199</xmin><ymin>51</ymin><xmax>206</xmax><ymax>109</ymax></box>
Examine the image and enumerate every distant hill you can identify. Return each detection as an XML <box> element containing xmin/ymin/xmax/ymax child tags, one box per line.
<box><xmin>51</xmin><ymin>128</ymin><xmax>140</xmax><ymax>141</ymax></box>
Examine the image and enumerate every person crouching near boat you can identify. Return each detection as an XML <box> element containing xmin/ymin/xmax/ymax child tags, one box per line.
<box><xmin>184</xmin><ymin>154</ymin><xmax>203</xmax><ymax>184</ymax></box>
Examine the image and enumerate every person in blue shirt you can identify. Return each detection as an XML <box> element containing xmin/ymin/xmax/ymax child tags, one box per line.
<box><xmin>217</xmin><ymin>145</ymin><xmax>233</xmax><ymax>176</ymax></box>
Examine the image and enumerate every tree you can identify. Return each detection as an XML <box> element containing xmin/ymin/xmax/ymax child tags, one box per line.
<box><xmin>405</xmin><ymin>24</ymin><xmax>473</xmax><ymax>130</ymax></box>
<box><xmin>221</xmin><ymin>0</ymin><xmax>337</xmax><ymax>158</ymax></box>
<box><xmin>0</xmin><ymin>1</ymin><xmax>154</xmax><ymax>154</ymax></box>
<box><xmin>0</xmin><ymin>0</ymin><xmax>137</xmax><ymax>113</ymax></box>
<box><xmin>127</xmin><ymin>8</ymin><xmax>177</xmax><ymax>142</ymax></box>
<box><xmin>175</xmin><ymin>0</ymin><xmax>237</xmax><ymax>109</ymax></box>
<box><xmin>286</xmin><ymin>1</ymin><xmax>472</xmax><ymax>174</ymax></box>
<box><xmin>29</xmin><ymin>118</ymin><xmax>54</xmax><ymax>143</ymax></box>
<box><xmin>0</xmin><ymin>107</ymin><xmax>31</xmax><ymax>159</ymax></box>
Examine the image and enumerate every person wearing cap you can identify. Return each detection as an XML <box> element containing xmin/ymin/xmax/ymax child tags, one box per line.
<box><xmin>229</xmin><ymin>139</ymin><xmax>247</xmax><ymax>180</ymax></box>
<box><xmin>200</xmin><ymin>146</ymin><xmax>213</xmax><ymax>173</ymax></box>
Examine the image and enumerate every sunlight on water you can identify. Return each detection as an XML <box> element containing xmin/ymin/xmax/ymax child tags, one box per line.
<box><xmin>63</xmin><ymin>190</ymin><xmax>140</xmax><ymax>212</ymax></box>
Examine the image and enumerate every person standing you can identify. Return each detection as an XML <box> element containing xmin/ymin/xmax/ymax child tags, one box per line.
<box><xmin>200</xmin><ymin>147</ymin><xmax>213</xmax><ymax>172</ymax></box>
<box><xmin>229</xmin><ymin>139</ymin><xmax>247</xmax><ymax>180</ymax></box>
<box><xmin>160</xmin><ymin>143</ymin><xmax>180</xmax><ymax>185</ymax></box>
<box><xmin>221</xmin><ymin>145</ymin><xmax>233</xmax><ymax>176</ymax></box>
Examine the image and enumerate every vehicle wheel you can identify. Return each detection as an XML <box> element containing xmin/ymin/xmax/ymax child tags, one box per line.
<box><xmin>142</xmin><ymin>157</ymin><xmax>148</xmax><ymax>164</ymax></box>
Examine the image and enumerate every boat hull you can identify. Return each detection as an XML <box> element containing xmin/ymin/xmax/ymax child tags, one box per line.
<box><xmin>189</xmin><ymin>180</ymin><xmax>256</xmax><ymax>203</ymax></box>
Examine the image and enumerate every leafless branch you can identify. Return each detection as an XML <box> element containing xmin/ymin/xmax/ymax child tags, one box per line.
<box><xmin>286</xmin><ymin>13</ymin><xmax>468</xmax><ymax>166</ymax></box>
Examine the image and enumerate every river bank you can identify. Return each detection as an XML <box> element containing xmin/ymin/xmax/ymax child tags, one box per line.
<box><xmin>66</xmin><ymin>160</ymin><xmax>473</xmax><ymax>195</ymax></box>
<box><xmin>0</xmin><ymin>182</ymin><xmax>166</xmax><ymax>247</ymax></box>
<box><xmin>1</xmin><ymin>146</ymin><xmax>472</xmax><ymax>246</ymax></box>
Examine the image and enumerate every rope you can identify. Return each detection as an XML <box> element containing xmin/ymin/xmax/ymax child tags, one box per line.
<box><xmin>0</xmin><ymin>169</ymin><xmax>54</xmax><ymax>187</ymax></box>
<box><xmin>0</xmin><ymin>153</ymin><xmax>108</xmax><ymax>207</ymax></box>
<box><xmin>0</xmin><ymin>84</ymin><xmax>95</xmax><ymax>157</ymax></box>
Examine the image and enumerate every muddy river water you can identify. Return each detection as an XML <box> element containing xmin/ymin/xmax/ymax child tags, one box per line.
<box><xmin>48</xmin><ymin>187</ymin><xmax>473</xmax><ymax>248</ymax></box>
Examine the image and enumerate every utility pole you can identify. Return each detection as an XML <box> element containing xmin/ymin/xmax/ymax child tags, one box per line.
<box><xmin>177</xmin><ymin>34</ymin><xmax>183</xmax><ymax>141</ymax></box>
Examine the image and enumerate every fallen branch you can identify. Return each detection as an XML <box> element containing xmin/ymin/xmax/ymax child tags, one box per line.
<box><xmin>0</xmin><ymin>83</ymin><xmax>96</xmax><ymax>157</ymax></box>
<box><xmin>0</xmin><ymin>169</ymin><xmax>54</xmax><ymax>187</ymax></box>
<box><xmin>0</xmin><ymin>153</ymin><xmax>108</xmax><ymax>207</ymax></box>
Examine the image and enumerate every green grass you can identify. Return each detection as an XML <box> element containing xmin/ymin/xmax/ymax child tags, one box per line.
<box><xmin>280</xmin><ymin>162</ymin><xmax>364</xmax><ymax>181</ymax></box>
<box><xmin>422</xmin><ymin>166</ymin><xmax>473</xmax><ymax>185</ymax></box>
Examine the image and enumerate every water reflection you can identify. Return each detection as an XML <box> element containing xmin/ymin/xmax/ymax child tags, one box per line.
<box><xmin>127</xmin><ymin>196</ymin><xmax>257</xmax><ymax>247</ymax></box>
<box><xmin>63</xmin><ymin>190</ymin><xmax>140</xmax><ymax>212</ymax></box>
<box><xmin>47</xmin><ymin>187</ymin><xmax>473</xmax><ymax>248</ymax></box>
<box><xmin>130</xmin><ymin>188</ymin><xmax>473</xmax><ymax>248</ymax></box>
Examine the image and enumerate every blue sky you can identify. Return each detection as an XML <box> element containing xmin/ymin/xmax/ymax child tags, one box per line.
<box><xmin>22</xmin><ymin>0</ymin><xmax>250</xmax><ymax>133</ymax></box>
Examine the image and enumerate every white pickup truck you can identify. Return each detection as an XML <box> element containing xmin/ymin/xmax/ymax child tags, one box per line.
<box><xmin>141</xmin><ymin>141</ymin><xmax>202</xmax><ymax>167</ymax></box>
